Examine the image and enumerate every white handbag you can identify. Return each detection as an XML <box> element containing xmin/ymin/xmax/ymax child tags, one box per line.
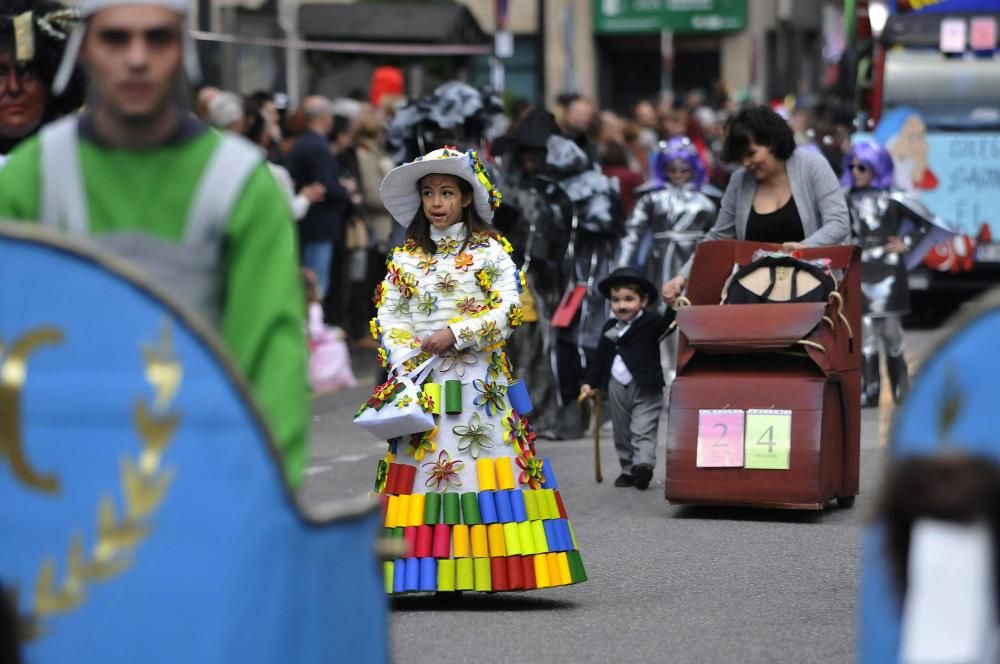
<box><xmin>353</xmin><ymin>349</ymin><xmax>440</xmax><ymax>441</ymax></box>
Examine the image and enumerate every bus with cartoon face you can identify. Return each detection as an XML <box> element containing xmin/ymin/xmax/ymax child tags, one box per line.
<box><xmin>852</xmin><ymin>0</ymin><xmax>1000</xmax><ymax>312</ymax></box>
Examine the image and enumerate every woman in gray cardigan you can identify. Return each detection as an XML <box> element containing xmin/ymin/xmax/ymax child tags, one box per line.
<box><xmin>662</xmin><ymin>105</ymin><xmax>850</xmax><ymax>303</ymax></box>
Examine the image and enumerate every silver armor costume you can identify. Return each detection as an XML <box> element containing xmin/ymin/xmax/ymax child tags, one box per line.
<box><xmin>847</xmin><ymin>188</ymin><xmax>937</xmax><ymax>406</ymax></box>
<box><xmin>618</xmin><ymin>183</ymin><xmax>716</xmax><ymax>376</ymax></box>
<box><xmin>618</xmin><ymin>184</ymin><xmax>717</xmax><ymax>299</ymax></box>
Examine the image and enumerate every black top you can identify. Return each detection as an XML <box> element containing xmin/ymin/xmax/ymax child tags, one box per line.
<box><xmin>746</xmin><ymin>196</ymin><xmax>805</xmax><ymax>243</ymax></box>
<box><xmin>583</xmin><ymin>309</ymin><xmax>676</xmax><ymax>391</ymax></box>
<box><xmin>286</xmin><ymin>129</ymin><xmax>351</xmax><ymax>243</ymax></box>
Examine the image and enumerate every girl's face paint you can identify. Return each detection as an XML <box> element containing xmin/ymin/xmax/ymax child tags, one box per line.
<box><xmin>420</xmin><ymin>174</ymin><xmax>472</xmax><ymax>230</ymax></box>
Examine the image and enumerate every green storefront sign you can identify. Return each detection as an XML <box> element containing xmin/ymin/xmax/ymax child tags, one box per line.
<box><xmin>593</xmin><ymin>0</ymin><xmax>747</xmax><ymax>34</ymax></box>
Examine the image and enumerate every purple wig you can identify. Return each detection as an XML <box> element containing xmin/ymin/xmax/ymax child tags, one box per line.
<box><xmin>842</xmin><ymin>140</ymin><xmax>895</xmax><ymax>190</ymax></box>
<box><xmin>652</xmin><ymin>137</ymin><xmax>707</xmax><ymax>189</ymax></box>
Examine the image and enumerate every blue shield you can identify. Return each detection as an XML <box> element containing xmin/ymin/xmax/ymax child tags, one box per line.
<box><xmin>0</xmin><ymin>223</ymin><xmax>387</xmax><ymax>663</ymax></box>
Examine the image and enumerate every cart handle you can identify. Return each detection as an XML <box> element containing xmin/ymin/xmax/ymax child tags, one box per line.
<box><xmin>668</xmin><ymin>296</ymin><xmax>693</xmax><ymax>330</ymax></box>
<box><xmin>827</xmin><ymin>291</ymin><xmax>853</xmax><ymax>351</ymax></box>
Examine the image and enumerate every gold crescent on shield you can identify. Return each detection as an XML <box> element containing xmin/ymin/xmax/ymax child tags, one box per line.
<box><xmin>0</xmin><ymin>327</ymin><xmax>63</xmax><ymax>494</ymax></box>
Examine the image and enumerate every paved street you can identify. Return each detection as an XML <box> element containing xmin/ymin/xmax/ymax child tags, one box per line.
<box><xmin>300</xmin><ymin>330</ymin><xmax>940</xmax><ymax>664</ymax></box>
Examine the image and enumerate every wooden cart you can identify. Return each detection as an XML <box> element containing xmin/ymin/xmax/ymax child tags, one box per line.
<box><xmin>665</xmin><ymin>240</ymin><xmax>861</xmax><ymax>510</ymax></box>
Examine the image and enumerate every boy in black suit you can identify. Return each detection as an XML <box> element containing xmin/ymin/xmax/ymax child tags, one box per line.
<box><xmin>580</xmin><ymin>267</ymin><xmax>675</xmax><ymax>490</ymax></box>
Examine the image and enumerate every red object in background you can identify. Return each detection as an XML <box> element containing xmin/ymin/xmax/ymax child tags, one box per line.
<box><xmin>370</xmin><ymin>66</ymin><xmax>404</xmax><ymax>108</ymax></box>
<box><xmin>915</xmin><ymin>168</ymin><xmax>939</xmax><ymax>191</ymax></box>
<box><xmin>603</xmin><ymin>165</ymin><xmax>644</xmax><ymax>215</ymax></box>
<box><xmin>923</xmin><ymin>233</ymin><xmax>978</xmax><ymax>273</ymax></box>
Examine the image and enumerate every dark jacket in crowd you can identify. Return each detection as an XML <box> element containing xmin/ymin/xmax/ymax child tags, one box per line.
<box><xmin>286</xmin><ymin>129</ymin><xmax>349</xmax><ymax>243</ymax></box>
<box><xmin>584</xmin><ymin>309</ymin><xmax>676</xmax><ymax>391</ymax></box>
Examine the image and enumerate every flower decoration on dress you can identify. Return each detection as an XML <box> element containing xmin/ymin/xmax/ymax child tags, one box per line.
<box><xmin>472</xmin><ymin>378</ymin><xmax>507</xmax><ymax>416</ymax></box>
<box><xmin>454</xmin><ymin>252</ymin><xmax>474</xmax><ymax>271</ymax></box>
<box><xmin>376</xmin><ymin>346</ymin><xmax>388</xmax><ymax>369</ymax></box>
<box><xmin>369</xmin><ymin>318</ymin><xmax>382</xmax><ymax>341</ymax></box>
<box><xmin>417</xmin><ymin>255</ymin><xmax>439</xmax><ymax>274</ymax></box>
<box><xmin>458</xmin><ymin>327</ymin><xmax>475</xmax><ymax>345</ymax></box>
<box><xmin>373</xmin><ymin>282</ymin><xmax>386</xmax><ymax>307</ymax></box>
<box><xmin>417</xmin><ymin>389</ymin><xmax>436</xmax><ymax>413</ymax></box>
<box><xmin>483</xmin><ymin>290</ymin><xmax>502</xmax><ymax>310</ymax></box>
<box><xmin>387</xmin><ymin>327</ymin><xmax>414</xmax><ymax>344</ymax></box>
<box><xmin>439</xmin><ymin>348</ymin><xmax>477</xmax><ymax>377</ymax></box>
<box><xmin>502</xmin><ymin>409</ymin><xmax>527</xmax><ymax>451</ymax></box>
<box><xmin>469</xmin><ymin>150</ymin><xmax>502</xmax><ymax>210</ymax></box>
<box><xmin>394</xmin><ymin>395</ymin><xmax>413</xmax><ymax>409</ymax></box>
<box><xmin>423</xmin><ymin>450</ymin><xmax>464</xmax><ymax>492</ymax></box>
<box><xmin>457</xmin><ymin>296</ymin><xmax>482</xmax><ymax>315</ymax></box>
<box><xmin>487</xmin><ymin>351</ymin><xmax>511</xmax><ymax>381</ymax></box>
<box><xmin>518</xmin><ymin>413</ymin><xmax>537</xmax><ymax>456</ymax></box>
<box><xmin>478</xmin><ymin>320</ymin><xmax>501</xmax><ymax>346</ymax></box>
<box><xmin>507</xmin><ymin>304</ymin><xmax>524</xmax><ymax>329</ymax></box>
<box><xmin>467</xmin><ymin>231</ymin><xmax>493</xmax><ymax>250</ymax></box>
<box><xmin>417</xmin><ymin>292</ymin><xmax>439</xmax><ymax>315</ymax></box>
<box><xmin>374</xmin><ymin>455</ymin><xmax>391</xmax><ymax>493</ymax></box>
<box><xmin>475</xmin><ymin>269</ymin><xmax>493</xmax><ymax>293</ymax></box>
<box><xmin>389</xmin><ymin>296</ymin><xmax>411</xmax><ymax>316</ymax></box>
<box><xmin>453</xmin><ymin>412</ymin><xmax>495</xmax><ymax>459</ymax></box>
<box><xmin>386</xmin><ymin>262</ymin><xmax>402</xmax><ymax>285</ymax></box>
<box><xmin>396</xmin><ymin>272</ymin><xmax>418</xmax><ymax>299</ymax></box>
<box><xmin>516</xmin><ymin>451</ymin><xmax>546</xmax><ymax>489</ymax></box>
<box><xmin>405</xmin><ymin>426</ymin><xmax>437</xmax><ymax>461</ymax></box>
<box><xmin>402</xmin><ymin>239</ymin><xmax>422</xmax><ymax>255</ymax></box>
<box><xmin>434</xmin><ymin>273</ymin><xmax>459</xmax><ymax>294</ymax></box>
<box><xmin>436</xmin><ymin>237</ymin><xmax>460</xmax><ymax>256</ymax></box>
<box><xmin>498</xmin><ymin>234</ymin><xmax>514</xmax><ymax>254</ymax></box>
<box><xmin>477</xmin><ymin>261</ymin><xmax>501</xmax><ymax>289</ymax></box>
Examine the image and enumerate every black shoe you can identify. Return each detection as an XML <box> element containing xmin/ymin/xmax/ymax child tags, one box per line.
<box><xmin>633</xmin><ymin>464</ymin><xmax>653</xmax><ymax>490</ymax></box>
<box><xmin>614</xmin><ymin>473</ymin><xmax>635</xmax><ymax>487</ymax></box>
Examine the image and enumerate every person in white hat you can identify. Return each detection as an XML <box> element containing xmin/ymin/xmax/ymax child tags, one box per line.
<box><xmin>370</xmin><ymin>147</ymin><xmax>589</xmax><ymax>595</ymax></box>
<box><xmin>0</xmin><ymin>0</ymin><xmax>309</xmax><ymax>488</ymax></box>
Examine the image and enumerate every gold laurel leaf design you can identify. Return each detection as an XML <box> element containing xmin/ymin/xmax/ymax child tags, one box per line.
<box><xmin>142</xmin><ymin>321</ymin><xmax>182</xmax><ymax>413</ymax></box>
<box><xmin>27</xmin><ymin>319</ymin><xmax>181</xmax><ymax>637</ymax></box>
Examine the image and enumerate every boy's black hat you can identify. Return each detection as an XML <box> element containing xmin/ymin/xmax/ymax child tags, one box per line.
<box><xmin>597</xmin><ymin>267</ymin><xmax>659</xmax><ymax>302</ymax></box>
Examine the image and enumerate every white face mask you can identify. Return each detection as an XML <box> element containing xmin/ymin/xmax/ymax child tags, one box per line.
<box><xmin>899</xmin><ymin>519</ymin><xmax>1000</xmax><ymax>664</ymax></box>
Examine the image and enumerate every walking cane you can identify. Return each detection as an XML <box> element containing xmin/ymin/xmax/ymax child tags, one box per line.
<box><xmin>578</xmin><ymin>391</ymin><xmax>603</xmax><ymax>483</ymax></box>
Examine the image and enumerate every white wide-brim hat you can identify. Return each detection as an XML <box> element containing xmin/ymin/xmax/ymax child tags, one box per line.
<box><xmin>53</xmin><ymin>0</ymin><xmax>200</xmax><ymax>95</ymax></box>
<box><xmin>380</xmin><ymin>147</ymin><xmax>502</xmax><ymax>227</ymax></box>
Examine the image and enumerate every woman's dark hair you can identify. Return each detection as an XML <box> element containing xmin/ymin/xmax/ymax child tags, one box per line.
<box><xmin>722</xmin><ymin>104</ymin><xmax>796</xmax><ymax>164</ymax></box>
<box><xmin>405</xmin><ymin>175</ymin><xmax>493</xmax><ymax>255</ymax></box>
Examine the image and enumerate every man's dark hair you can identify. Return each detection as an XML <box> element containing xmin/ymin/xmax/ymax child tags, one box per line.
<box><xmin>722</xmin><ymin>104</ymin><xmax>796</xmax><ymax>164</ymax></box>
<box><xmin>405</xmin><ymin>176</ymin><xmax>493</xmax><ymax>256</ymax></box>
<box><xmin>609</xmin><ymin>281</ymin><xmax>646</xmax><ymax>299</ymax></box>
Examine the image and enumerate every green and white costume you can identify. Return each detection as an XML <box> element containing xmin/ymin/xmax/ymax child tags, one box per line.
<box><xmin>0</xmin><ymin>116</ymin><xmax>309</xmax><ymax>486</ymax></box>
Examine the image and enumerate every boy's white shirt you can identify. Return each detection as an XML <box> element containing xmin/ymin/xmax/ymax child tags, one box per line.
<box><xmin>610</xmin><ymin>309</ymin><xmax>644</xmax><ymax>386</ymax></box>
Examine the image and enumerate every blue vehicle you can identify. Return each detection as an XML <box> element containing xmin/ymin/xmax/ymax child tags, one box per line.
<box><xmin>852</xmin><ymin>0</ymin><xmax>1000</xmax><ymax>314</ymax></box>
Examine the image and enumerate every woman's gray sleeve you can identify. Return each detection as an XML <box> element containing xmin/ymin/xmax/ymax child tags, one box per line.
<box><xmin>803</xmin><ymin>156</ymin><xmax>850</xmax><ymax>247</ymax></box>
